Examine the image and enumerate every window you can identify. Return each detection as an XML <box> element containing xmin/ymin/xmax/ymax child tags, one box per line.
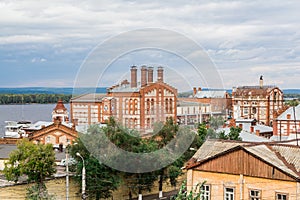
<box><xmin>200</xmin><ymin>185</ymin><xmax>210</xmax><ymax>200</ymax></box>
<box><xmin>276</xmin><ymin>193</ymin><xmax>288</xmax><ymax>200</ymax></box>
<box><xmin>249</xmin><ymin>189</ymin><xmax>261</xmax><ymax>200</ymax></box>
<box><xmin>224</xmin><ymin>187</ymin><xmax>234</xmax><ymax>200</ymax></box>
<box><xmin>46</xmin><ymin>136</ymin><xmax>50</xmax><ymax>142</ymax></box>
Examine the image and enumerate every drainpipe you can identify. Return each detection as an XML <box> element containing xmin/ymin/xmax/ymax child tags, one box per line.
<box><xmin>239</xmin><ymin>174</ymin><xmax>244</xmax><ymax>200</ymax></box>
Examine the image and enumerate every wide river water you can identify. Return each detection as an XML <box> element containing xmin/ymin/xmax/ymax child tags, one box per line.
<box><xmin>0</xmin><ymin>104</ymin><xmax>70</xmax><ymax>137</ymax></box>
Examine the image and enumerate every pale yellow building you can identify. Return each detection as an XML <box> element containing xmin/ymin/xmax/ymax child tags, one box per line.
<box><xmin>186</xmin><ymin>140</ymin><xmax>300</xmax><ymax>200</ymax></box>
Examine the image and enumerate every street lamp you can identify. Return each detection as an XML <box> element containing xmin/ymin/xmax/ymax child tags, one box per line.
<box><xmin>76</xmin><ymin>152</ymin><xmax>86</xmax><ymax>200</ymax></box>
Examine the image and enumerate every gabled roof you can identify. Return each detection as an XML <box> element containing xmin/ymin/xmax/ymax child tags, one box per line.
<box><xmin>277</xmin><ymin>104</ymin><xmax>300</xmax><ymax>121</ymax></box>
<box><xmin>29</xmin><ymin>122</ymin><xmax>77</xmax><ymax>140</ymax></box>
<box><xmin>188</xmin><ymin>139</ymin><xmax>300</xmax><ymax>180</ymax></box>
<box><xmin>234</xmin><ymin>85</ymin><xmax>280</xmax><ymax>97</ymax></box>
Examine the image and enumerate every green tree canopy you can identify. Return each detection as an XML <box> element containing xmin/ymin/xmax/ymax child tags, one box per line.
<box><xmin>69</xmin><ymin>133</ymin><xmax>121</xmax><ymax>200</ymax></box>
<box><xmin>4</xmin><ymin>139</ymin><xmax>56</xmax><ymax>199</ymax></box>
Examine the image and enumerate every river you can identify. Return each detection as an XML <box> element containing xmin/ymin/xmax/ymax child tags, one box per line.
<box><xmin>0</xmin><ymin>104</ymin><xmax>70</xmax><ymax>137</ymax></box>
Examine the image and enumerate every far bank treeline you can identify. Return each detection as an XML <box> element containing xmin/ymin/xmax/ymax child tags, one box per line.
<box><xmin>0</xmin><ymin>94</ymin><xmax>72</xmax><ymax>104</ymax></box>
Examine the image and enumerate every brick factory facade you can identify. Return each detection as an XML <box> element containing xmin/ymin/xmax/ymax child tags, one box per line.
<box><xmin>70</xmin><ymin>66</ymin><xmax>177</xmax><ymax>131</ymax></box>
<box><xmin>232</xmin><ymin>76</ymin><xmax>285</xmax><ymax>126</ymax></box>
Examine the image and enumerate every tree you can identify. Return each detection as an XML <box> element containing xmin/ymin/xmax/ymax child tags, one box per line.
<box><xmin>172</xmin><ymin>180</ymin><xmax>205</xmax><ymax>200</ymax></box>
<box><xmin>4</xmin><ymin>139</ymin><xmax>56</xmax><ymax>199</ymax></box>
<box><xmin>209</xmin><ymin>116</ymin><xmax>225</xmax><ymax>131</ymax></box>
<box><xmin>152</xmin><ymin>118</ymin><xmax>184</xmax><ymax>198</ymax></box>
<box><xmin>227</xmin><ymin>126</ymin><xmax>242</xmax><ymax>140</ymax></box>
<box><xmin>69</xmin><ymin>134</ymin><xmax>120</xmax><ymax>200</ymax></box>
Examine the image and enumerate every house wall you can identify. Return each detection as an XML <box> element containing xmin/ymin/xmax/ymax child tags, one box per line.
<box><xmin>188</xmin><ymin>170</ymin><xmax>298</xmax><ymax>200</ymax></box>
<box><xmin>0</xmin><ymin>177</ymin><xmax>81</xmax><ymax>200</ymax></box>
<box><xmin>232</xmin><ymin>87</ymin><xmax>284</xmax><ymax>126</ymax></box>
<box><xmin>273</xmin><ymin>119</ymin><xmax>300</xmax><ymax>137</ymax></box>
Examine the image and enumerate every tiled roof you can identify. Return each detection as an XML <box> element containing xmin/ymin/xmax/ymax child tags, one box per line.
<box><xmin>234</xmin><ymin>86</ymin><xmax>277</xmax><ymax>97</ymax></box>
<box><xmin>189</xmin><ymin>140</ymin><xmax>300</xmax><ymax>179</ymax></box>
<box><xmin>192</xmin><ymin>140</ymin><xmax>245</xmax><ymax>161</ymax></box>
<box><xmin>53</xmin><ymin>100</ymin><xmax>67</xmax><ymax>111</ymax></box>
<box><xmin>277</xmin><ymin>104</ymin><xmax>300</xmax><ymax>120</ymax></box>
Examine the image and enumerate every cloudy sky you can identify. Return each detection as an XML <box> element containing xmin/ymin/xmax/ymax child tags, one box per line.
<box><xmin>1</xmin><ymin>0</ymin><xmax>300</xmax><ymax>91</ymax></box>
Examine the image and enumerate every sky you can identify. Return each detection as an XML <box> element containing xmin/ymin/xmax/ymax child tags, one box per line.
<box><xmin>0</xmin><ymin>0</ymin><xmax>300</xmax><ymax>91</ymax></box>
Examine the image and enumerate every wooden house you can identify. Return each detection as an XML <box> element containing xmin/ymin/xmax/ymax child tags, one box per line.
<box><xmin>186</xmin><ymin>140</ymin><xmax>300</xmax><ymax>200</ymax></box>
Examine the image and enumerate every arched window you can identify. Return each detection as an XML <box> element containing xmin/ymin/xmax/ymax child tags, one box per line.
<box><xmin>169</xmin><ymin>99</ymin><xmax>173</xmax><ymax>113</ymax></box>
<box><xmin>151</xmin><ymin>99</ymin><xmax>155</xmax><ymax>114</ymax></box>
<box><xmin>134</xmin><ymin>99</ymin><xmax>138</xmax><ymax>114</ymax></box>
<box><xmin>125</xmin><ymin>99</ymin><xmax>129</xmax><ymax>114</ymax></box>
<box><xmin>165</xmin><ymin>98</ymin><xmax>169</xmax><ymax>113</ymax></box>
<box><xmin>146</xmin><ymin>99</ymin><xmax>150</xmax><ymax>114</ymax></box>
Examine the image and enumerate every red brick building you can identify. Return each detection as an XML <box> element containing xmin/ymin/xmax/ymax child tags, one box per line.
<box><xmin>232</xmin><ymin>77</ymin><xmax>285</xmax><ymax>126</ymax></box>
<box><xmin>25</xmin><ymin>100</ymin><xmax>77</xmax><ymax>147</ymax></box>
<box><xmin>272</xmin><ymin>104</ymin><xmax>300</xmax><ymax>141</ymax></box>
<box><xmin>70</xmin><ymin>66</ymin><xmax>177</xmax><ymax>131</ymax></box>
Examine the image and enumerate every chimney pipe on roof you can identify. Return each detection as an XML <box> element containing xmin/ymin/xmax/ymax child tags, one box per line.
<box><xmin>148</xmin><ymin>67</ymin><xmax>154</xmax><ymax>83</ymax></box>
<box><xmin>157</xmin><ymin>66</ymin><xmax>164</xmax><ymax>82</ymax></box>
<box><xmin>131</xmin><ymin>66</ymin><xmax>137</xmax><ymax>88</ymax></box>
<box><xmin>193</xmin><ymin>87</ymin><xmax>197</xmax><ymax>96</ymax></box>
<box><xmin>141</xmin><ymin>66</ymin><xmax>148</xmax><ymax>87</ymax></box>
<box><xmin>255</xmin><ymin>130</ymin><xmax>260</xmax><ymax>136</ymax></box>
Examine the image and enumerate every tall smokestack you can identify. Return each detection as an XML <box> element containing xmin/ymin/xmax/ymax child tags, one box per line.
<box><xmin>157</xmin><ymin>66</ymin><xmax>164</xmax><ymax>82</ymax></box>
<box><xmin>148</xmin><ymin>67</ymin><xmax>154</xmax><ymax>83</ymax></box>
<box><xmin>131</xmin><ymin>66</ymin><xmax>137</xmax><ymax>88</ymax></box>
<box><xmin>141</xmin><ymin>65</ymin><xmax>148</xmax><ymax>87</ymax></box>
<box><xmin>259</xmin><ymin>75</ymin><xmax>263</xmax><ymax>88</ymax></box>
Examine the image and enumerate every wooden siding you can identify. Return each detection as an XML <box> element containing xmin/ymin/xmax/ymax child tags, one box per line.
<box><xmin>194</xmin><ymin>149</ymin><xmax>296</xmax><ymax>182</ymax></box>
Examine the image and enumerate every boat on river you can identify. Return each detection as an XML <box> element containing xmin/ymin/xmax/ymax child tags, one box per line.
<box><xmin>4</xmin><ymin>121</ymin><xmax>31</xmax><ymax>138</ymax></box>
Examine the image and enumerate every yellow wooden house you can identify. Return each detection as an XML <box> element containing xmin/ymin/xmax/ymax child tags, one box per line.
<box><xmin>186</xmin><ymin>139</ymin><xmax>300</xmax><ymax>200</ymax></box>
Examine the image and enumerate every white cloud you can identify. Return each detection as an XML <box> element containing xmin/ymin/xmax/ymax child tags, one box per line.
<box><xmin>1</xmin><ymin>0</ymin><xmax>300</xmax><ymax>88</ymax></box>
<box><xmin>31</xmin><ymin>57</ymin><xmax>47</xmax><ymax>63</ymax></box>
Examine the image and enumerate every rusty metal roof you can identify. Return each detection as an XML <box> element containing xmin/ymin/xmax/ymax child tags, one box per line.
<box><xmin>234</xmin><ymin>86</ymin><xmax>278</xmax><ymax>97</ymax></box>
<box><xmin>190</xmin><ymin>139</ymin><xmax>300</xmax><ymax>179</ymax></box>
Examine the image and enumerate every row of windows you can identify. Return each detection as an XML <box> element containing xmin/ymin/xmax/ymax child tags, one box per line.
<box><xmin>200</xmin><ymin>185</ymin><xmax>288</xmax><ymax>200</ymax></box>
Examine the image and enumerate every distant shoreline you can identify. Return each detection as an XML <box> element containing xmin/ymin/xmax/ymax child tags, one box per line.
<box><xmin>0</xmin><ymin>87</ymin><xmax>300</xmax><ymax>95</ymax></box>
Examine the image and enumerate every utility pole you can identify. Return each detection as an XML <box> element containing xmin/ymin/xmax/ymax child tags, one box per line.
<box><xmin>76</xmin><ymin>152</ymin><xmax>86</xmax><ymax>200</ymax></box>
<box><xmin>66</xmin><ymin>147</ymin><xmax>69</xmax><ymax>200</ymax></box>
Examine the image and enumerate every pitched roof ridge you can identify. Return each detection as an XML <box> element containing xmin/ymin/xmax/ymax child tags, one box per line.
<box><xmin>268</xmin><ymin>145</ymin><xmax>300</xmax><ymax>178</ymax></box>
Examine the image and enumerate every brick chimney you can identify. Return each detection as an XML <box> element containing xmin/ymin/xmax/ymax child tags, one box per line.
<box><xmin>255</xmin><ymin>130</ymin><xmax>260</xmax><ymax>136</ymax></box>
<box><xmin>141</xmin><ymin>66</ymin><xmax>148</xmax><ymax>87</ymax></box>
<box><xmin>157</xmin><ymin>66</ymin><xmax>164</xmax><ymax>82</ymax></box>
<box><xmin>193</xmin><ymin>87</ymin><xmax>197</xmax><ymax>96</ymax></box>
<box><xmin>250</xmin><ymin>126</ymin><xmax>254</xmax><ymax>133</ymax></box>
<box><xmin>238</xmin><ymin>123</ymin><xmax>243</xmax><ymax>129</ymax></box>
<box><xmin>198</xmin><ymin>87</ymin><xmax>202</xmax><ymax>92</ymax></box>
<box><xmin>287</xmin><ymin>114</ymin><xmax>291</xmax><ymax>120</ymax></box>
<box><xmin>130</xmin><ymin>66</ymin><xmax>137</xmax><ymax>88</ymax></box>
<box><xmin>148</xmin><ymin>67</ymin><xmax>154</xmax><ymax>83</ymax></box>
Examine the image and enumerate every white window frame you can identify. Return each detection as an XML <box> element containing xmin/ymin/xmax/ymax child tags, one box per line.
<box><xmin>224</xmin><ymin>187</ymin><xmax>234</xmax><ymax>200</ymax></box>
<box><xmin>276</xmin><ymin>193</ymin><xmax>288</xmax><ymax>200</ymax></box>
<box><xmin>249</xmin><ymin>189</ymin><xmax>261</xmax><ymax>200</ymax></box>
<box><xmin>200</xmin><ymin>184</ymin><xmax>210</xmax><ymax>200</ymax></box>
